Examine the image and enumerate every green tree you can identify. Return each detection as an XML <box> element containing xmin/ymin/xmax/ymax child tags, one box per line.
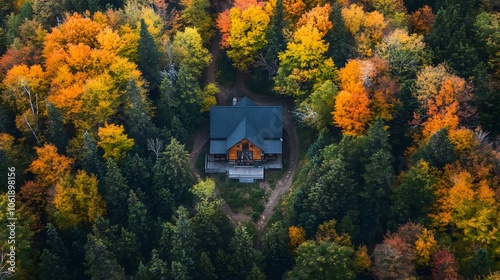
<box><xmin>246</xmin><ymin>265</ymin><xmax>266</xmax><ymax>280</ymax></box>
<box><xmin>262</xmin><ymin>222</ymin><xmax>293</xmax><ymax>279</ymax></box>
<box><xmin>358</xmin><ymin>119</ymin><xmax>394</xmax><ymax>243</ymax></box>
<box><xmin>263</xmin><ymin>0</ymin><xmax>286</xmax><ymax>76</ymax></box>
<box><xmin>230</xmin><ymin>226</ymin><xmax>263</xmax><ymax>279</ymax></box>
<box><xmin>390</xmin><ymin>161</ymin><xmax>437</xmax><ymax>229</ymax></box>
<box><xmin>288</xmin><ymin>241</ymin><xmax>356</xmax><ymax>280</ymax></box>
<box><xmin>179</xmin><ymin>0</ymin><xmax>213</xmax><ymax>44</ymax></box>
<box><xmin>426</xmin><ymin>0</ymin><xmax>482</xmax><ymax>78</ymax></box>
<box><xmin>124</xmin><ymin>79</ymin><xmax>154</xmax><ymax>143</ymax></box>
<box><xmin>157</xmin><ymin>138</ymin><xmax>194</xmax><ymax>202</ymax></box>
<box><xmin>45</xmin><ymin>101</ymin><xmax>68</xmax><ymax>153</ymax></box>
<box><xmin>172</xmin><ymin>28</ymin><xmax>212</xmax><ymax>79</ymax></box>
<box><xmin>38</xmin><ymin>223</ymin><xmax>69</xmax><ymax>280</ymax></box>
<box><xmin>116</xmin><ymin>227</ymin><xmax>141</xmax><ymax>275</ymax></box>
<box><xmin>198</xmin><ymin>251</ymin><xmax>217</xmax><ymax>280</ymax></box>
<box><xmin>326</xmin><ymin>2</ymin><xmax>355</xmax><ymax>67</ymax></box>
<box><xmin>103</xmin><ymin>159</ymin><xmax>130</xmax><ymax>225</ymax></box>
<box><xmin>413</xmin><ymin>128</ymin><xmax>457</xmax><ymax>169</ymax></box>
<box><xmin>85</xmin><ymin>220</ymin><xmax>125</xmax><ymax>280</ymax></box>
<box><xmin>81</xmin><ymin>131</ymin><xmax>104</xmax><ymax>178</ymax></box>
<box><xmin>170</xmin><ymin>206</ymin><xmax>198</xmax><ymax>280</ymax></box>
<box><xmin>135</xmin><ymin>249</ymin><xmax>169</xmax><ymax>280</ymax></box>
<box><xmin>295</xmin><ymin>80</ymin><xmax>338</xmax><ymax>130</ymax></box>
<box><xmin>138</xmin><ymin>18</ymin><xmax>161</xmax><ymax>90</ymax></box>
<box><xmin>127</xmin><ymin>190</ymin><xmax>151</xmax><ymax>255</ymax></box>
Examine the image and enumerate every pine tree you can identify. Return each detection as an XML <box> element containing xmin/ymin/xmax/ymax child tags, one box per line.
<box><xmin>85</xmin><ymin>220</ymin><xmax>125</xmax><ymax>280</ymax></box>
<box><xmin>263</xmin><ymin>0</ymin><xmax>286</xmax><ymax>76</ymax></box>
<box><xmin>138</xmin><ymin>19</ymin><xmax>161</xmax><ymax>90</ymax></box>
<box><xmin>326</xmin><ymin>2</ymin><xmax>355</xmax><ymax>67</ymax></box>
<box><xmin>81</xmin><ymin>131</ymin><xmax>104</xmax><ymax>178</ymax></box>
<box><xmin>230</xmin><ymin>226</ymin><xmax>263</xmax><ymax>279</ymax></box>
<box><xmin>103</xmin><ymin>159</ymin><xmax>130</xmax><ymax>225</ymax></box>
<box><xmin>127</xmin><ymin>190</ymin><xmax>151</xmax><ymax>255</ymax></box>
<box><xmin>45</xmin><ymin>101</ymin><xmax>68</xmax><ymax>153</ymax></box>
<box><xmin>38</xmin><ymin>224</ymin><xmax>69</xmax><ymax>280</ymax></box>
<box><xmin>263</xmin><ymin>222</ymin><xmax>293</xmax><ymax>279</ymax></box>
<box><xmin>170</xmin><ymin>207</ymin><xmax>198</xmax><ymax>279</ymax></box>
<box><xmin>124</xmin><ymin>79</ymin><xmax>154</xmax><ymax>144</ymax></box>
<box><xmin>199</xmin><ymin>252</ymin><xmax>217</xmax><ymax>280</ymax></box>
<box><xmin>135</xmin><ymin>249</ymin><xmax>168</xmax><ymax>280</ymax></box>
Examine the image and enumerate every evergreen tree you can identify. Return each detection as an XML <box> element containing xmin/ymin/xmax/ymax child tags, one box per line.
<box><xmin>127</xmin><ymin>190</ymin><xmax>152</xmax><ymax>255</ymax></box>
<box><xmin>263</xmin><ymin>0</ymin><xmax>286</xmax><ymax>76</ymax></box>
<box><xmin>413</xmin><ymin>128</ymin><xmax>457</xmax><ymax>169</ymax></box>
<box><xmin>38</xmin><ymin>224</ymin><xmax>69</xmax><ymax>280</ymax></box>
<box><xmin>45</xmin><ymin>102</ymin><xmax>68</xmax><ymax>153</ymax></box>
<box><xmin>122</xmin><ymin>153</ymin><xmax>153</xmax><ymax>196</ymax></box>
<box><xmin>427</xmin><ymin>0</ymin><xmax>482</xmax><ymax>77</ymax></box>
<box><xmin>230</xmin><ymin>226</ymin><xmax>263</xmax><ymax>280</ymax></box>
<box><xmin>199</xmin><ymin>252</ymin><xmax>217</xmax><ymax>280</ymax></box>
<box><xmin>103</xmin><ymin>159</ymin><xmax>130</xmax><ymax>225</ymax></box>
<box><xmin>116</xmin><ymin>228</ymin><xmax>142</xmax><ymax>276</ymax></box>
<box><xmin>81</xmin><ymin>131</ymin><xmax>104</xmax><ymax>178</ymax></box>
<box><xmin>85</xmin><ymin>221</ymin><xmax>125</xmax><ymax>280</ymax></box>
<box><xmin>262</xmin><ymin>222</ymin><xmax>293</xmax><ymax>279</ymax></box>
<box><xmin>135</xmin><ymin>249</ymin><xmax>169</xmax><ymax>280</ymax></box>
<box><xmin>170</xmin><ymin>207</ymin><xmax>198</xmax><ymax>280</ymax></box>
<box><xmin>124</xmin><ymin>79</ymin><xmax>155</xmax><ymax>144</ymax></box>
<box><xmin>326</xmin><ymin>2</ymin><xmax>355</xmax><ymax>67</ymax></box>
<box><xmin>138</xmin><ymin>19</ymin><xmax>161</xmax><ymax>90</ymax></box>
<box><xmin>246</xmin><ymin>265</ymin><xmax>266</xmax><ymax>280</ymax></box>
<box><xmin>390</xmin><ymin>161</ymin><xmax>437</xmax><ymax>229</ymax></box>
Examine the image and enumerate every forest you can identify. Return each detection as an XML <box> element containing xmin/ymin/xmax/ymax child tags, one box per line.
<box><xmin>0</xmin><ymin>0</ymin><xmax>499</xmax><ymax>279</ymax></box>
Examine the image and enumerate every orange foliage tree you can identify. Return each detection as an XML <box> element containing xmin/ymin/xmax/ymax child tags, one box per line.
<box><xmin>289</xmin><ymin>226</ymin><xmax>307</xmax><ymax>253</ymax></box>
<box><xmin>411</xmin><ymin>5</ymin><xmax>434</xmax><ymax>35</ymax></box>
<box><xmin>40</xmin><ymin>13</ymin><xmax>144</xmax><ymax>133</ymax></box>
<box><xmin>28</xmin><ymin>144</ymin><xmax>74</xmax><ymax>189</ymax></box>
<box><xmin>413</xmin><ymin>65</ymin><xmax>475</xmax><ymax>151</ymax></box>
<box><xmin>331</xmin><ymin>59</ymin><xmax>376</xmax><ymax>135</ymax></box>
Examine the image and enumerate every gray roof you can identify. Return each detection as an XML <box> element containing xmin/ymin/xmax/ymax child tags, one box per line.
<box><xmin>210</xmin><ymin>97</ymin><xmax>282</xmax><ymax>154</ymax></box>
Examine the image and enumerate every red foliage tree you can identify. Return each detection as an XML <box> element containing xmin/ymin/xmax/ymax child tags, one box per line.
<box><xmin>431</xmin><ymin>249</ymin><xmax>460</xmax><ymax>280</ymax></box>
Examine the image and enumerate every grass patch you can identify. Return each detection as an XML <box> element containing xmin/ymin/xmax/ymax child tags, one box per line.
<box><xmin>217</xmin><ymin>178</ymin><xmax>267</xmax><ymax>216</ymax></box>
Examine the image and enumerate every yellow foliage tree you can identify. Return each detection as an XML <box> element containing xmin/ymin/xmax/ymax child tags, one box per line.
<box><xmin>97</xmin><ymin>123</ymin><xmax>135</xmax><ymax>161</ymax></box>
<box><xmin>227</xmin><ymin>4</ymin><xmax>270</xmax><ymax>70</ymax></box>
<box><xmin>275</xmin><ymin>22</ymin><xmax>336</xmax><ymax>96</ymax></box>
<box><xmin>28</xmin><ymin>144</ymin><xmax>74</xmax><ymax>189</ymax></box>
<box><xmin>415</xmin><ymin>228</ymin><xmax>437</xmax><ymax>267</ymax></box>
<box><xmin>297</xmin><ymin>4</ymin><xmax>332</xmax><ymax>37</ymax></box>
<box><xmin>342</xmin><ymin>4</ymin><xmax>387</xmax><ymax>57</ymax></box>
<box><xmin>53</xmin><ymin>170</ymin><xmax>106</xmax><ymax>229</ymax></box>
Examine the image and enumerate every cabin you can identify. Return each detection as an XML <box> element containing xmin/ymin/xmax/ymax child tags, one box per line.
<box><xmin>206</xmin><ymin>97</ymin><xmax>283</xmax><ymax>182</ymax></box>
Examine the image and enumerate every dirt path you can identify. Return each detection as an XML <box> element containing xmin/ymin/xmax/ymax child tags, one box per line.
<box><xmin>190</xmin><ymin>29</ymin><xmax>300</xmax><ymax>234</ymax></box>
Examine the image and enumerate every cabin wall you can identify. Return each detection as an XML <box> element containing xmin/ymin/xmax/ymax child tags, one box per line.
<box><xmin>228</xmin><ymin>139</ymin><xmax>262</xmax><ymax>160</ymax></box>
